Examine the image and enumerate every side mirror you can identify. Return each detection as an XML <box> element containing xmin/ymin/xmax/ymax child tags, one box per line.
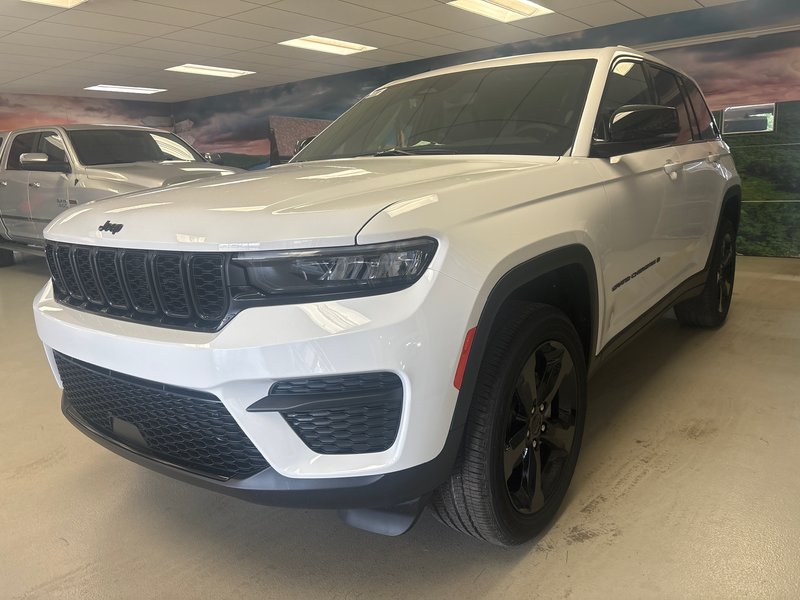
<box><xmin>294</xmin><ymin>136</ymin><xmax>316</xmax><ymax>155</ymax></box>
<box><xmin>204</xmin><ymin>152</ymin><xmax>224</xmax><ymax>165</ymax></box>
<box><xmin>20</xmin><ymin>152</ymin><xmax>71</xmax><ymax>173</ymax></box>
<box><xmin>592</xmin><ymin>105</ymin><xmax>680</xmax><ymax>157</ymax></box>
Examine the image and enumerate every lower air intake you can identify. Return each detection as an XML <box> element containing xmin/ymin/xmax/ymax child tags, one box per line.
<box><xmin>54</xmin><ymin>352</ymin><xmax>269</xmax><ymax>480</ymax></box>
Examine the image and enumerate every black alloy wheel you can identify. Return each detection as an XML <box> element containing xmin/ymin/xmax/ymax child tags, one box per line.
<box><xmin>675</xmin><ymin>217</ymin><xmax>736</xmax><ymax>328</ymax></box>
<box><xmin>431</xmin><ymin>303</ymin><xmax>587</xmax><ymax>546</ymax></box>
<box><xmin>503</xmin><ymin>341</ymin><xmax>578</xmax><ymax>515</ymax></box>
<box><xmin>715</xmin><ymin>229</ymin><xmax>735</xmax><ymax>317</ymax></box>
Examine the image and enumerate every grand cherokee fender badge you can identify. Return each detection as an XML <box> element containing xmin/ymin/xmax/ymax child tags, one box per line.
<box><xmin>98</xmin><ymin>221</ymin><xmax>123</xmax><ymax>235</ymax></box>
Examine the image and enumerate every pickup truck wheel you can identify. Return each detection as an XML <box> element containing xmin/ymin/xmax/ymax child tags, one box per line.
<box><xmin>0</xmin><ymin>248</ymin><xmax>14</xmax><ymax>267</ymax></box>
<box><xmin>674</xmin><ymin>218</ymin><xmax>736</xmax><ymax>328</ymax></box>
<box><xmin>431</xmin><ymin>303</ymin><xmax>586</xmax><ymax>546</ymax></box>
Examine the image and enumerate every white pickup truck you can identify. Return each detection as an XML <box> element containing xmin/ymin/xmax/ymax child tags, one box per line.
<box><xmin>0</xmin><ymin>124</ymin><xmax>240</xmax><ymax>266</ymax></box>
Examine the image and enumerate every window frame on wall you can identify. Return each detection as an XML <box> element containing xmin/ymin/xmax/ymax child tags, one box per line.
<box><xmin>721</xmin><ymin>103</ymin><xmax>777</xmax><ymax>135</ymax></box>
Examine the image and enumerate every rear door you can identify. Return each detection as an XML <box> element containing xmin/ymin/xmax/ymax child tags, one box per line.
<box><xmin>591</xmin><ymin>58</ymin><xmax>689</xmax><ymax>342</ymax></box>
<box><xmin>0</xmin><ymin>132</ymin><xmax>36</xmax><ymax>242</ymax></box>
<box><xmin>677</xmin><ymin>76</ymin><xmax>729</xmax><ymax>272</ymax></box>
<box><xmin>645</xmin><ymin>64</ymin><xmax>709</xmax><ymax>277</ymax></box>
<box><xmin>27</xmin><ymin>130</ymin><xmax>73</xmax><ymax>242</ymax></box>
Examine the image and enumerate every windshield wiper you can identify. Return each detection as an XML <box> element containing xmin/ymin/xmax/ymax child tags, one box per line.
<box><xmin>373</xmin><ymin>147</ymin><xmax>414</xmax><ymax>156</ymax></box>
<box><xmin>373</xmin><ymin>146</ymin><xmax>459</xmax><ymax>156</ymax></box>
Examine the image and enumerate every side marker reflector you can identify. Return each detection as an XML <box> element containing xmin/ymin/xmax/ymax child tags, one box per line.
<box><xmin>454</xmin><ymin>326</ymin><xmax>476</xmax><ymax>390</ymax></box>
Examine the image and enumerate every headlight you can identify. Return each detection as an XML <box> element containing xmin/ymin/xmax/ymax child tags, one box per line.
<box><xmin>232</xmin><ymin>237</ymin><xmax>438</xmax><ymax>300</ymax></box>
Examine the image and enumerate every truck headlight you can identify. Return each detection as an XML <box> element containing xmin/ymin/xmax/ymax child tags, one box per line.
<box><xmin>233</xmin><ymin>237</ymin><xmax>438</xmax><ymax>299</ymax></box>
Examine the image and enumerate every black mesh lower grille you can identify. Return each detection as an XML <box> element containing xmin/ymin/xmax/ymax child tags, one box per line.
<box><xmin>55</xmin><ymin>352</ymin><xmax>269</xmax><ymax>479</ymax></box>
<box><xmin>274</xmin><ymin>373</ymin><xmax>403</xmax><ymax>455</ymax></box>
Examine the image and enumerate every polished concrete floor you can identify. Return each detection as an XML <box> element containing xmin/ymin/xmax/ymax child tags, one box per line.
<box><xmin>1</xmin><ymin>253</ymin><xmax>799</xmax><ymax>599</ymax></box>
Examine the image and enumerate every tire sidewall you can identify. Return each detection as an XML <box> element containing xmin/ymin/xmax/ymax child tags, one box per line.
<box><xmin>482</xmin><ymin>308</ymin><xmax>588</xmax><ymax>544</ymax></box>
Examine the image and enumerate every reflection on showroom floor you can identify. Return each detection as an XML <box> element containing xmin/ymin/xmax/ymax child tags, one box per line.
<box><xmin>1</xmin><ymin>253</ymin><xmax>798</xmax><ymax>599</ymax></box>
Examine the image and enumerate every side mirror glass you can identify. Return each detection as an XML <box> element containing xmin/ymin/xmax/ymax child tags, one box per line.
<box><xmin>20</xmin><ymin>152</ymin><xmax>71</xmax><ymax>173</ymax></box>
<box><xmin>204</xmin><ymin>152</ymin><xmax>224</xmax><ymax>165</ymax></box>
<box><xmin>592</xmin><ymin>104</ymin><xmax>680</xmax><ymax>157</ymax></box>
<box><xmin>294</xmin><ymin>136</ymin><xmax>316</xmax><ymax>155</ymax></box>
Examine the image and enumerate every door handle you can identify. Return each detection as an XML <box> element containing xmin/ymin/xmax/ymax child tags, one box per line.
<box><xmin>707</xmin><ymin>153</ymin><xmax>721</xmax><ymax>163</ymax></box>
<box><xmin>0</xmin><ymin>181</ymin><xmax>7</xmax><ymax>186</ymax></box>
<box><xmin>663</xmin><ymin>160</ymin><xmax>680</xmax><ymax>181</ymax></box>
<box><xmin>29</xmin><ymin>182</ymin><xmax>40</xmax><ymax>188</ymax></box>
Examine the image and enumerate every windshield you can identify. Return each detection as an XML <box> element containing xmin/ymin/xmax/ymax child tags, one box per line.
<box><xmin>68</xmin><ymin>129</ymin><xmax>203</xmax><ymax>166</ymax></box>
<box><xmin>294</xmin><ymin>59</ymin><xmax>596</xmax><ymax>162</ymax></box>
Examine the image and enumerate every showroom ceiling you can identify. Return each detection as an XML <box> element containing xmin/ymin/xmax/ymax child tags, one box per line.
<box><xmin>0</xmin><ymin>0</ymin><xmax>742</xmax><ymax>102</ymax></box>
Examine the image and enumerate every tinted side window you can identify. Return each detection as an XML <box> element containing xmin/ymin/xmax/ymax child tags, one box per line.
<box><xmin>596</xmin><ymin>60</ymin><xmax>651</xmax><ymax>139</ymax></box>
<box><xmin>649</xmin><ymin>66</ymin><xmax>693</xmax><ymax>144</ymax></box>
<box><xmin>6</xmin><ymin>132</ymin><xmax>37</xmax><ymax>170</ymax></box>
<box><xmin>683</xmin><ymin>78</ymin><xmax>719</xmax><ymax>140</ymax></box>
<box><xmin>36</xmin><ymin>131</ymin><xmax>68</xmax><ymax>163</ymax></box>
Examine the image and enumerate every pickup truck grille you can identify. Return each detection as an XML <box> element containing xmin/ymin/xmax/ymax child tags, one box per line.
<box><xmin>45</xmin><ymin>243</ymin><xmax>228</xmax><ymax>331</ymax></box>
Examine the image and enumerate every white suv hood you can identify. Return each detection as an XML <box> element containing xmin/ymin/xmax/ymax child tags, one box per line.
<box><xmin>45</xmin><ymin>156</ymin><xmax>558</xmax><ymax>251</ymax></box>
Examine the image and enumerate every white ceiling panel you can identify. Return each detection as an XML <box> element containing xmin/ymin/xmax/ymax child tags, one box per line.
<box><xmin>322</xmin><ymin>26</ymin><xmax>411</xmax><ymax>49</ymax></box>
<box><xmin>0</xmin><ymin>0</ymin><xmax>63</xmax><ymax>19</ymax></box>
<box><xmin>230</xmin><ymin>6</ymin><xmax>343</xmax><ymax>34</ymax></box>
<box><xmin>134</xmin><ymin>37</ymin><xmax>238</xmax><ymax>58</ymax></box>
<box><xmin>0</xmin><ymin>15</ymin><xmax>35</xmax><ymax>31</ymax></box>
<box><xmin>105</xmin><ymin>46</ymin><xmax>199</xmax><ymax>64</ymax></box>
<box><xmin>360</xmin><ymin>16</ymin><xmax>456</xmax><ymax>40</ymax></box>
<box><xmin>191</xmin><ymin>19</ymin><xmax>297</xmax><ymax>43</ymax></box>
<box><xmin>76</xmin><ymin>0</ymin><xmax>217</xmax><ymax>27</ymax></box>
<box><xmin>223</xmin><ymin>51</ymin><xmax>313</xmax><ymax>68</ymax></box>
<box><xmin>514</xmin><ymin>13</ymin><xmax>590</xmax><ymax>35</ymax></box>
<box><xmin>618</xmin><ymin>0</ymin><xmax>702</xmax><ymax>17</ymax></box>
<box><xmin>538</xmin><ymin>0</ymin><xmax>607</xmax><ymax>10</ymax></box>
<box><xmin>135</xmin><ymin>0</ymin><xmax>263</xmax><ymax>18</ymax></box>
<box><xmin>0</xmin><ymin>42</ymin><xmax>91</xmax><ymax>61</ymax></box>
<box><xmin>429</xmin><ymin>32</ymin><xmax>499</xmax><ymax>51</ymax></box>
<box><xmin>563</xmin><ymin>1</ymin><xmax>643</xmax><ymax>26</ymax></box>
<box><xmin>269</xmin><ymin>0</ymin><xmax>387</xmax><ymax>25</ymax></box>
<box><xmin>698</xmin><ymin>0</ymin><xmax>746</xmax><ymax>5</ymax></box>
<box><xmin>47</xmin><ymin>10</ymin><xmax>183</xmax><ymax>37</ymax></box>
<box><xmin>467</xmin><ymin>24</ymin><xmax>543</xmax><ymax>44</ymax></box>
<box><xmin>403</xmin><ymin>4</ymin><xmax>506</xmax><ymax>32</ymax></box>
<box><xmin>343</xmin><ymin>0</ymin><xmax>442</xmax><ymax>13</ymax></box>
<box><xmin>0</xmin><ymin>0</ymin><xmax>761</xmax><ymax>102</ymax></box>
<box><xmin>164</xmin><ymin>28</ymin><xmax>266</xmax><ymax>51</ymax></box>
<box><xmin>0</xmin><ymin>32</ymin><xmax>120</xmax><ymax>54</ymax></box>
<box><xmin>385</xmin><ymin>40</ymin><xmax>461</xmax><ymax>59</ymax></box>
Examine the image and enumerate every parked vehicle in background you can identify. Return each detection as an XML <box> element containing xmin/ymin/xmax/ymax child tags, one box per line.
<box><xmin>34</xmin><ymin>47</ymin><xmax>740</xmax><ymax>545</ymax></box>
<box><xmin>0</xmin><ymin>124</ymin><xmax>241</xmax><ymax>266</ymax></box>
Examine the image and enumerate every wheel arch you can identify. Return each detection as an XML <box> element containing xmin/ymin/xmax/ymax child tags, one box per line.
<box><xmin>450</xmin><ymin>244</ymin><xmax>599</xmax><ymax>434</ymax></box>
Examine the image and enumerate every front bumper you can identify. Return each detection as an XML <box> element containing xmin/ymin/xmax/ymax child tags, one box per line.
<box><xmin>34</xmin><ymin>268</ymin><xmax>477</xmax><ymax>506</ymax></box>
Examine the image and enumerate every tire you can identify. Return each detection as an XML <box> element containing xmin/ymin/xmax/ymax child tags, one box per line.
<box><xmin>0</xmin><ymin>248</ymin><xmax>14</xmax><ymax>267</ymax></box>
<box><xmin>431</xmin><ymin>303</ymin><xmax>587</xmax><ymax>546</ymax></box>
<box><xmin>674</xmin><ymin>218</ymin><xmax>736</xmax><ymax>328</ymax></box>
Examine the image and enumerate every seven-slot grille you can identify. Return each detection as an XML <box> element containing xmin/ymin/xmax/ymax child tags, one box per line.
<box><xmin>55</xmin><ymin>351</ymin><xmax>269</xmax><ymax>480</ymax></box>
<box><xmin>45</xmin><ymin>243</ymin><xmax>228</xmax><ymax>331</ymax></box>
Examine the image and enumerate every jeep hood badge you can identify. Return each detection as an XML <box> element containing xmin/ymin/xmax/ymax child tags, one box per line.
<box><xmin>98</xmin><ymin>221</ymin><xmax>123</xmax><ymax>235</ymax></box>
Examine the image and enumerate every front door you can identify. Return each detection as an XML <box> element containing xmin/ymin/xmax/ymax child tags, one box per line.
<box><xmin>0</xmin><ymin>132</ymin><xmax>36</xmax><ymax>242</ymax></box>
<box><xmin>27</xmin><ymin>131</ymin><xmax>73</xmax><ymax>242</ymax></box>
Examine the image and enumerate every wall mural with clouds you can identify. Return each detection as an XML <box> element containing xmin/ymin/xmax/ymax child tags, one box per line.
<box><xmin>0</xmin><ymin>0</ymin><xmax>797</xmax><ymax>255</ymax></box>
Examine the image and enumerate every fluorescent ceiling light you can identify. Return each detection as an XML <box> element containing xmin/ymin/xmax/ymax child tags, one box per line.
<box><xmin>279</xmin><ymin>35</ymin><xmax>376</xmax><ymax>55</ymax></box>
<box><xmin>165</xmin><ymin>63</ymin><xmax>255</xmax><ymax>78</ymax></box>
<box><xmin>84</xmin><ymin>84</ymin><xmax>166</xmax><ymax>95</ymax></box>
<box><xmin>20</xmin><ymin>0</ymin><xmax>87</xmax><ymax>7</ymax></box>
<box><xmin>447</xmin><ymin>0</ymin><xmax>552</xmax><ymax>23</ymax></box>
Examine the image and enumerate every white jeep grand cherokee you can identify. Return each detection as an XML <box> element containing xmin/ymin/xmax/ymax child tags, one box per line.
<box><xmin>34</xmin><ymin>46</ymin><xmax>740</xmax><ymax>546</ymax></box>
